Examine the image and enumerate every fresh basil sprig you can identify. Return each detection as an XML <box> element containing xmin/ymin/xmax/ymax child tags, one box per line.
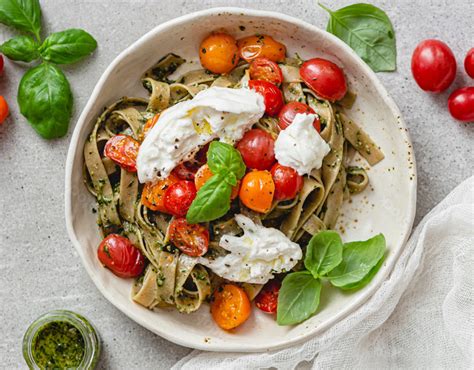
<box><xmin>186</xmin><ymin>141</ymin><xmax>245</xmax><ymax>224</ymax></box>
<box><xmin>277</xmin><ymin>231</ymin><xmax>386</xmax><ymax>326</ymax></box>
<box><xmin>0</xmin><ymin>0</ymin><xmax>97</xmax><ymax>139</ymax></box>
<box><xmin>319</xmin><ymin>2</ymin><xmax>397</xmax><ymax>72</ymax></box>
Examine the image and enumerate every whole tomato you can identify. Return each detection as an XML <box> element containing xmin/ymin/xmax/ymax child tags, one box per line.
<box><xmin>97</xmin><ymin>234</ymin><xmax>145</xmax><ymax>278</ymax></box>
<box><xmin>248</xmin><ymin>80</ymin><xmax>284</xmax><ymax>116</ymax></box>
<box><xmin>270</xmin><ymin>163</ymin><xmax>303</xmax><ymax>201</ymax></box>
<box><xmin>236</xmin><ymin>128</ymin><xmax>275</xmax><ymax>170</ymax></box>
<box><xmin>164</xmin><ymin>180</ymin><xmax>197</xmax><ymax>217</ymax></box>
<box><xmin>411</xmin><ymin>39</ymin><xmax>456</xmax><ymax>92</ymax></box>
<box><xmin>448</xmin><ymin>87</ymin><xmax>474</xmax><ymax>122</ymax></box>
<box><xmin>239</xmin><ymin>170</ymin><xmax>275</xmax><ymax>213</ymax></box>
<box><xmin>278</xmin><ymin>102</ymin><xmax>320</xmax><ymax>132</ymax></box>
<box><xmin>199</xmin><ymin>33</ymin><xmax>239</xmax><ymax>74</ymax></box>
<box><xmin>464</xmin><ymin>48</ymin><xmax>474</xmax><ymax>79</ymax></box>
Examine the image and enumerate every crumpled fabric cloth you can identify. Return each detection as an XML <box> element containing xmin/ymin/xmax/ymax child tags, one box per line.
<box><xmin>173</xmin><ymin>176</ymin><xmax>474</xmax><ymax>370</ymax></box>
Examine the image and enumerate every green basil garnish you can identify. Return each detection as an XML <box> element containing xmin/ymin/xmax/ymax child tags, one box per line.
<box><xmin>0</xmin><ymin>35</ymin><xmax>39</xmax><ymax>62</ymax></box>
<box><xmin>207</xmin><ymin>141</ymin><xmax>246</xmax><ymax>180</ymax></box>
<box><xmin>319</xmin><ymin>2</ymin><xmax>397</xmax><ymax>72</ymax></box>
<box><xmin>0</xmin><ymin>0</ymin><xmax>42</xmax><ymax>40</ymax></box>
<box><xmin>304</xmin><ymin>230</ymin><xmax>343</xmax><ymax>278</ymax></box>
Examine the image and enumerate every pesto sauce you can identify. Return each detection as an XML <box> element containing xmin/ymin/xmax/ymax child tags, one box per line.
<box><xmin>32</xmin><ymin>321</ymin><xmax>85</xmax><ymax>369</ymax></box>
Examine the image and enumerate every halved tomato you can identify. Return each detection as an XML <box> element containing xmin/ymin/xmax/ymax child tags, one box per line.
<box><xmin>168</xmin><ymin>218</ymin><xmax>209</xmax><ymax>257</ymax></box>
<box><xmin>248</xmin><ymin>80</ymin><xmax>284</xmax><ymax>117</ymax></box>
<box><xmin>104</xmin><ymin>134</ymin><xmax>140</xmax><ymax>172</ymax></box>
<box><xmin>249</xmin><ymin>57</ymin><xmax>283</xmax><ymax>85</ymax></box>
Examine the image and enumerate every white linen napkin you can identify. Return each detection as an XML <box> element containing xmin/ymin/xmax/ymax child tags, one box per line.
<box><xmin>173</xmin><ymin>176</ymin><xmax>474</xmax><ymax>370</ymax></box>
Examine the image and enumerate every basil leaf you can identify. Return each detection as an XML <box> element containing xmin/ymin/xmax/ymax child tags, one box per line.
<box><xmin>337</xmin><ymin>255</ymin><xmax>385</xmax><ymax>290</ymax></box>
<box><xmin>320</xmin><ymin>3</ymin><xmax>396</xmax><ymax>72</ymax></box>
<box><xmin>186</xmin><ymin>173</ymin><xmax>232</xmax><ymax>224</ymax></box>
<box><xmin>18</xmin><ymin>62</ymin><xmax>73</xmax><ymax>139</ymax></box>
<box><xmin>0</xmin><ymin>35</ymin><xmax>39</xmax><ymax>62</ymax></box>
<box><xmin>327</xmin><ymin>233</ymin><xmax>386</xmax><ymax>289</ymax></box>
<box><xmin>277</xmin><ymin>271</ymin><xmax>321</xmax><ymax>326</ymax></box>
<box><xmin>39</xmin><ymin>28</ymin><xmax>98</xmax><ymax>64</ymax></box>
<box><xmin>207</xmin><ymin>141</ymin><xmax>246</xmax><ymax>179</ymax></box>
<box><xmin>304</xmin><ymin>230</ymin><xmax>343</xmax><ymax>278</ymax></box>
<box><xmin>0</xmin><ymin>0</ymin><xmax>41</xmax><ymax>39</ymax></box>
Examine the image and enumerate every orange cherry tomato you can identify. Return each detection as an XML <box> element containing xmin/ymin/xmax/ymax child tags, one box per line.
<box><xmin>0</xmin><ymin>96</ymin><xmax>9</xmax><ymax>124</ymax></box>
<box><xmin>237</xmin><ymin>35</ymin><xmax>286</xmax><ymax>63</ymax></box>
<box><xmin>104</xmin><ymin>134</ymin><xmax>140</xmax><ymax>172</ymax></box>
<box><xmin>195</xmin><ymin>164</ymin><xmax>239</xmax><ymax>199</ymax></box>
<box><xmin>168</xmin><ymin>218</ymin><xmax>209</xmax><ymax>257</ymax></box>
<box><xmin>239</xmin><ymin>170</ymin><xmax>275</xmax><ymax>213</ymax></box>
<box><xmin>249</xmin><ymin>57</ymin><xmax>283</xmax><ymax>85</ymax></box>
<box><xmin>199</xmin><ymin>33</ymin><xmax>239</xmax><ymax>74</ymax></box>
<box><xmin>211</xmin><ymin>284</ymin><xmax>251</xmax><ymax>330</ymax></box>
<box><xmin>141</xmin><ymin>174</ymin><xmax>179</xmax><ymax>212</ymax></box>
<box><xmin>140</xmin><ymin>113</ymin><xmax>159</xmax><ymax>141</ymax></box>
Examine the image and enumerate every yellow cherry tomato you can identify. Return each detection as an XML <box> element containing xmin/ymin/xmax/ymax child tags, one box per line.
<box><xmin>199</xmin><ymin>33</ymin><xmax>239</xmax><ymax>74</ymax></box>
<box><xmin>237</xmin><ymin>35</ymin><xmax>286</xmax><ymax>63</ymax></box>
<box><xmin>239</xmin><ymin>170</ymin><xmax>274</xmax><ymax>213</ymax></box>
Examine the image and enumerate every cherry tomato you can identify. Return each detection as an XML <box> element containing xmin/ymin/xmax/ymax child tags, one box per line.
<box><xmin>237</xmin><ymin>35</ymin><xmax>286</xmax><ymax>63</ymax></box>
<box><xmin>249</xmin><ymin>57</ymin><xmax>283</xmax><ymax>85</ymax></box>
<box><xmin>248</xmin><ymin>80</ymin><xmax>284</xmax><ymax>116</ymax></box>
<box><xmin>0</xmin><ymin>96</ymin><xmax>9</xmax><ymax>124</ymax></box>
<box><xmin>239</xmin><ymin>170</ymin><xmax>275</xmax><ymax>213</ymax></box>
<box><xmin>140</xmin><ymin>113</ymin><xmax>159</xmax><ymax>141</ymax></box>
<box><xmin>236</xmin><ymin>129</ymin><xmax>275</xmax><ymax>170</ymax></box>
<box><xmin>199</xmin><ymin>33</ymin><xmax>239</xmax><ymax>74</ymax></box>
<box><xmin>211</xmin><ymin>284</ymin><xmax>251</xmax><ymax>330</ymax></box>
<box><xmin>168</xmin><ymin>218</ymin><xmax>209</xmax><ymax>257</ymax></box>
<box><xmin>172</xmin><ymin>162</ymin><xmax>199</xmax><ymax>181</ymax></box>
<box><xmin>194</xmin><ymin>164</ymin><xmax>239</xmax><ymax>199</ymax></box>
<box><xmin>104</xmin><ymin>134</ymin><xmax>140</xmax><ymax>172</ymax></box>
<box><xmin>464</xmin><ymin>48</ymin><xmax>474</xmax><ymax>79</ymax></box>
<box><xmin>278</xmin><ymin>102</ymin><xmax>321</xmax><ymax>132</ymax></box>
<box><xmin>411</xmin><ymin>39</ymin><xmax>456</xmax><ymax>92</ymax></box>
<box><xmin>255</xmin><ymin>279</ymin><xmax>281</xmax><ymax>313</ymax></box>
<box><xmin>0</xmin><ymin>55</ymin><xmax>4</xmax><ymax>75</ymax></box>
<box><xmin>448</xmin><ymin>87</ymin><xmax>474</xmax><ymax>122</ymax></box>
<box><xmin>270</xmin><ymin>163</ymin><xmax>303</xmax><ymax>201</ymax></box>
<box><xmin>164</xmin><ymin>180</ymin><xmax>197</xmax><ymax>217</ymax></box>
<box><xmin>300</xmin><ymin>58</ymin><xmax>347</xmax><ymax>102</ymax></box>
<box><xmin>141</xmin><ymin>174</ymin><xmax>179</xmax><ymax>212</ymax></box>
<box><xmin>97</xmin><ymin>234</ymin><xmax>145</xmax><ymax>278</ymax></box>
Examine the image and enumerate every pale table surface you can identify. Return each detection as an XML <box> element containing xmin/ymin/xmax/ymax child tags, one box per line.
<box><xmin>0</xmin><ymin>0</ymin><xmax>472</xmax><ymax>368</ymax></box>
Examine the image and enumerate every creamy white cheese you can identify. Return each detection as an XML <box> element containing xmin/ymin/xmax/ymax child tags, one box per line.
<box><xmin>199</xmin><ymin>215</ymin><xmax>302</xmax><ymax>284</ymax></box>
<box><xmin>136</xmin><ymin>87</ymin><xmax>265</xmax><ymax>183</ymax></box>
<box><xmin>274</xmin><ymin>113</ymin><xmax>331</xmax><ymax>175</ymax></box>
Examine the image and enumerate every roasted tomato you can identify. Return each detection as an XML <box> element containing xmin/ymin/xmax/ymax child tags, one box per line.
<box><xmin>236</xmin><ymin>128</ymin><xmax>275</xmax><ymax>170</ymax></box>
<box><xmin>271</xmin><ymin>163</ymin><xmax>303</xmax><ymax>200</ymax></box>
<box><xmin>164</xmin><ymin>180</ymin><xmax>197</xmax><ymax>217</ymax></box>
<box><xmin>104</xmin><ymin>134</ymin><xmax>140</xmax><ymax>172</ymax></box>
<box><xmin>199</xmin><ymin>33</ymin><xmax>239</xmax><ymax>74</ymax></box>
<box><xmin>194</xmin><ymin>164</ymin><xmax>239</xmax><ymax>199</ymax></box>
<box><xmin>464</xmin><ymin>48</ymin><xmax>474</xmax><ymax>79</ymax></box>
<box><xmin>237</xmin><ymin>35</ymin><xmax>286</xmax><ymax>63</ymax></box>
<box><xmin>448</xmin><ymin>87</ymin><xmax>474</xmax><ymax>122</ymax></box>
<box><xmin>239</xmin><ymin>170</ymin><xmax>275</xmax><ymax>213</ymax></box>
<box><xmin>140</xmin><ymin>113</ymin><xmax>160</xmax><ymax>141</ymax></box>
<box><xmin>168</xmin><ymin>218</ymin><xmax>209</xmax><ymax>257</ymax></box>
<box><xmin>172</xmin><ymin>162</ymin><xmax>199</xmax><ymax>181</ymax></box>
<box><xmin>249</xmin><ymin>57</ymin><xmax>283</xmax><ymax>85</ymax></box>
<box><xmin>248</xmin><ymin>80</ymin><xmax>284</xmax><ymax>116</ymax></box>
<box><xmin>255</xmin><ymin>279</ymin><xmax>281</xmax><ymax>313</ymax></box>
<box><xmin>97</xmin><ymin>234</ymin><xmax>145</xmax><ymax>278</ymax></box>
<box><xmin>411</xmin><ymin>39</ymin><xmax>456</xmax><ymax>92</ymax></box>
<box><xmin>278</xmin><ymin>102</ymin><xmax>321</xmax><ymax>132</ymax></box>
<box><xmin>300</xmin><ymin>58</ymin><xmax>347</xmax><ymax>102</ymax></box>
<box><xmin>141</xmin><ymin>174</ymin><xmax>179</xmax><ymax>213</ymax></box>
<box><xmin>0</xmin><ymin>96</ymin><xmax>9</xmax><ymax>124</ymax></box>
<box><xmin>211</xmin><ymin>284</ymin><xmax>251</xmax><ymax>330</ymax></box>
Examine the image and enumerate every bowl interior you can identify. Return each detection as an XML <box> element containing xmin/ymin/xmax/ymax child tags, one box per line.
<box><xmin>66</xmin><ymin>8</ymin><xmax>416</xmax><ymax>352</ymax></box>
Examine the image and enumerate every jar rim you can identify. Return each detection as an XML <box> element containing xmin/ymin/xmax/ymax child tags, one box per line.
<box><xmin>23</xmin><ymin>310</ymin><xmax>100</xmax><ymax>369</ymax></box>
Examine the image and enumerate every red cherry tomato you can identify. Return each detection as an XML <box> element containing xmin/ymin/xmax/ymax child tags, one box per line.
<box><xmin>255</xmin><ymin>279</ymin><xmax>281</xmax><ymax>313</ymax></box>
<box><xmin>104</xmin><ymin>134</ymin><xmax>140</xmax><ymax>172</ymax></box>
<box><xmin>270</xmin><ymin>163</ymin><xmax>303</xmax><ymax>201</ymax></box>
<box><xmin>0</xmin><ymin>55</ymin><xmax>4</xmax><ymax>75</ymax></box>
<box><xmin>164</xmin><ymin>180</ymin><xmax>197</xmax><ymax>217</ymax></box>
<box><xmin>168</xmin><ymin>218</ymin><xmax>209</xmax><ymax>257</ymax></box>
<box><xmin>448</xmin><ymin>87</ymin><xmax>474</xmax><ymax>122</ymax></box>
<box><xmin>236</xmin><ymin>128</ymin><xmax>275</xmax><ymax>170</ymax></box>
<box><xmin>278</xmin><ymin>102</ymin><xmax>321</xmax><ymax>132</ymax></box>
<box><xmin>300</xmin><ymin>58</ymin><xmax>347</xmax><ymax>102</ymax></box>
<box><xmin>0</xmin><ymin>96</ymin><xmax>9</xmax><ymax>124</ymax></box>
<box><xmin>248</xmin><ymin>80</ymin><xmax>284</xmax><ymax>117</ymax></box>
<box><xmin>97</xmin><ymin>234</ymin><xmax>145</xmax><ymax>278</ymax></box>
<box><xmin>464</xmin><ymin>48</ymin><xmax>474</xmax><ymax>79</ymax></box>
<box><xmin>172</xmin><ymin>162</ymin><xmax>199</xmax><ymax>180</ymax></box>
<box><xmin>411</xmin><ymin>39</ymin><xmax>456</xmax><ymax>92</ymax></box>
<box><xmin>249</xmin><ymin>58</ymin><xmax>283</xmax><ymax>85</ymax></box>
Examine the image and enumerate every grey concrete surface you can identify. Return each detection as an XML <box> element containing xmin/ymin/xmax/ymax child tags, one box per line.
<box><xmin>0</xmin><ymin>0</ymin><xmax>472</xmax><ymax>368</ymax></box>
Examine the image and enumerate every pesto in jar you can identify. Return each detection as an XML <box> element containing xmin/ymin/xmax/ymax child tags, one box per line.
<box><xmin>32</xmin><ymin>321</ymin><xmax>85</xmax><ymax>369</ymax></box>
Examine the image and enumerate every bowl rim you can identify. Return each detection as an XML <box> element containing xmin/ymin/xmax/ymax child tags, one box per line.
<box><xmin>65</xmin><ymin>6</ymin><xmax>417</xmax><ymax>352</ymax></box>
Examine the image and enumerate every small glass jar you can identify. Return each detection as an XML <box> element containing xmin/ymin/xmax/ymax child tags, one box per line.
<box><xmin>23</xmin><ymin>310</ymin><xmax>100</xmax><ymax>369</ymax></box>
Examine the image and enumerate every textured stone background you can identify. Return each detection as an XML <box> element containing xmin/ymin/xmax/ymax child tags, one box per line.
<box><xmin>0</xmin><ymin>0</ymin><xmax>472</xmax><ymax>368</ymax></box>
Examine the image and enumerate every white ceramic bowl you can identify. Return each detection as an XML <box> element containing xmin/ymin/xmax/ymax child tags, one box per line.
<box><xmin>65</xmin><ymin>7</ymin><xmax>417</xmax><ymax>352</ymax></box>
